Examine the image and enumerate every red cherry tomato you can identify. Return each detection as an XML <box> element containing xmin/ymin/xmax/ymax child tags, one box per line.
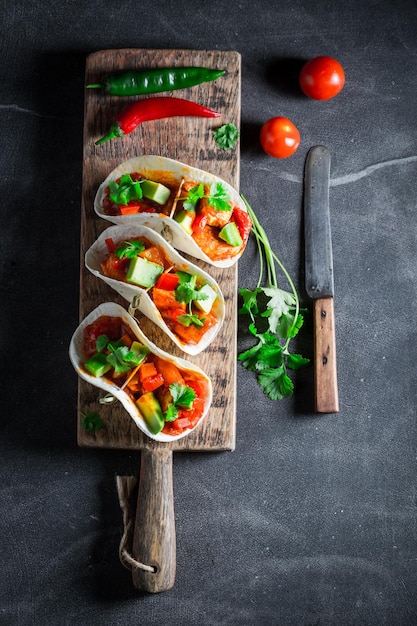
<box><xmin>299</xmin><ymin>56</ymin><xmax>345</xmax><ymax>100</ymax></box>
<box><xmin>260</xmin><ymin>117</ymin><xmax>300</xmax><ymax>159</ymax></box>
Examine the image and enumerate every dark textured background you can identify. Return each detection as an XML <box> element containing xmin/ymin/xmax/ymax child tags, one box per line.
<box><xmin>1</xmin><ymin>1</ymin><xmax>416</xmax><ymax>624</ymax></box>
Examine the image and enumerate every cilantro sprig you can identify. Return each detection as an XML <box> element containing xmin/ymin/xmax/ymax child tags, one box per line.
<box><xmin>115</xmin><ymin>239</ymin><xmax>146</xmax><ymax>259</ymax></box>
<box><xmin>238</xmin><ymin>197</ymin><xmax>309</xmax><ymax>400</ymax></box>
<box><xmin>96</xmin><ymin>335</ymin><xmax>146</xmax><ymax>374</ymax></box>
<box><xmin>108</xmin><ymin>174</ymin><xmax>143</xmax><ymax>205</ymax></box>
<box><xmin>174</xmin><ymin>272</ymin><xmax>208</xmax><ymax>328</ymax></box>
<box><xmin>182</xmin><ymin>182</ymin><xmax>232</xmax><ymax>212</ymax></box>
<box><xmin>213</xmin><ymin>123</ymin><xmax>239</xmax><ymax>150</ymax></box>
<box><xmin>81</xmin><ymin>411</ymin><xmax>103</xmax><ymax>432</ymax></box>
<box><xmin>164</xmin><ymin>382</ymin><xmax>196</xmax><ymax>422</ymax></box>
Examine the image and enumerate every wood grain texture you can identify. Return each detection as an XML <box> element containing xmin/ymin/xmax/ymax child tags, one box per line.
<box><xmin>77</xmin><ymin>49</ymin><xmax>241</xmax><ymax>451</ymax></box>
<box><xmin>313</xmin><ymin>297</ymin><xmax>339</xmax><ymax>413</ymax></box>
<box><xmin>132</xmin><ymin>448</ymin><xmax>176</xmax><ymax>592</ymax></box>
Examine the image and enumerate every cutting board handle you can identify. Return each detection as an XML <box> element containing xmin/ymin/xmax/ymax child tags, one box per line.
<box><xmin>131</xmin><ymin>447</ymin><xmax>176</xmax><ymax>593</ymax></box>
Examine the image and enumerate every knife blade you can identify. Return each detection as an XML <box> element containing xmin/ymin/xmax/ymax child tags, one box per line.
<box><xmin>304</xmin><ymin>145</ymin><xmax>339</xmax><ymax>413</ymax></box>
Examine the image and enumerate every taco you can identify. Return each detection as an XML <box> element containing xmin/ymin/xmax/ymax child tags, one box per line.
<box><xmin>85</xmin><ymin>225</ymin><xmax>225</xmax><ymax>355</ymax></box>
<box><xmin>69</xmin><ymin>303</ymin><xmax>212</xmax><ymax>442</ymax></box>
<box><xmin>94</xmin><ymin>155</ymin><xmax>252</xmax><ymax>268</ymax></box>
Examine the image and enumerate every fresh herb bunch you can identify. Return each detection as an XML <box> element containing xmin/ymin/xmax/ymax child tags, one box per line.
<box><xmin>213</xmin><ymin>123</ymin><xmax>239</xmax><ymax>150</ymax></box>
<box><xmin>182</xmin><ymin>182</ymin><xmax>231</xmax><ymax>212</ymax></box>
<box><xmin>238</xmin><ymin>197</ymin><xmax>309</xmax><ymax>400</ymax></box>
<box><xmin>174</xmin><ymin>271</ymin><xmax>208</xmax><ymax>328</ymax></box>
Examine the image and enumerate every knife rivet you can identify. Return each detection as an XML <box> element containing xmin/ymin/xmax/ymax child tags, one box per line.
<box><xmin>321</xmin><ymin>309</ymin><xmax>326</xmax><ymax>319</ymax></box>
<box><xmin>322</xmin><ymin>355</ymin><xmax>328</xmax><ymax>365</ymax></box>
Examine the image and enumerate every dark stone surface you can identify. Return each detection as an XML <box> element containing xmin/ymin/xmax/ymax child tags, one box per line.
<box><xmin>1</xmin><ymin>1</ymin><xmax>416</xmax><ymax>624</ymax></box>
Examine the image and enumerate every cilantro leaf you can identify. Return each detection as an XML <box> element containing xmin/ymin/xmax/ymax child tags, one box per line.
<box><xmin>207</xmin><ymin>183</ymin><xmax>232</xmax><ymax>211</ymax></box>
<box><xmin>183</xmin><ymin>183</ymin><xmax>204</xmax><ymax>211</ymax></box>
<box><xmin>169</xmin><ymin>382</ymin><xmax>196</xmax><ymax>409</ymax></box>
<box><xmin>256</xmin><ymin>340</ymin><xmax>283</xmax><ymax>370</ymax></box>
<box><xmin>164</xmin><ymin>404</ymin><xmax>179</xmax><ymax>422</ymax></box>
<box><xmin>175</xmin><ymin>273</ymin><xmax>208</xmax><ymax>305</ymax></box>
<box><xmin>96</xmin><ymin>334</ymin><xmax>109</xmax><ymax>352</ymax></box>
<box><xmin>238</xmin><ymin>340</ymin><xmax>264</xmax><ymax>371</ymax></box>
<box><xmin>213</xmin><ymin>123</ymin><xmax>239</xmax><ymax>150</ymax></box>
<box><xmin>286</xmin><ymin>353</ymin><xmax>310</xmax><ymax>370</ymax></box>
<box><xmin>180</xmin><ymin>182</ymin><xmax>232</xmax><ymax>213</ymax></box>
<box><xmin>262</xmin><ymin>287</ymin><xmax>295</xmax><ymax>334</ymax></box>
<box><xmin>108</xmin><ymin>174</ymin><xmax>143</xmax><ymax>205</ymax></box>
<box><xmin>177</xmin><ymin>313</ymin><xmax>205</xmax><ymax>327</ymax></box>
<box><xmin>164</xmin><ymin>383</ymin><xmax>196</xmax><ymax>422</ymax></box>
<box><xmin>115</xmin><ymin>239</ymin><xmax>146</xmax><ymax>259</ymax></box>
<box><xmin>239</xmin><ymin>287</ymin><xmax>262</xmax><ymax>316</ymax></box>
<box><xmin>81</xmin><ymin>411</ymin><xmax>103</xmax><ymax>432</ymax></box>
<box><xmin>258</xmin><ymin>366</ymin><xmax>294</xmax><ymax>401</ymax></box>
<box><xmin>106</xmin><ymin>345</ymin><xmax>132</xmax><ymax>373</ymax></box>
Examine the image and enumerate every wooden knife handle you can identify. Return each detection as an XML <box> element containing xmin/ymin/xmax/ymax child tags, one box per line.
<box><xmin>132</xmin><ymin>448</ymin><xmax>176</xmax><ymax>593</ymax></box>
<box><xmin>313</xmin><ymin>297</ymin><xmax>339</xmax><ymax>413</ymax></box>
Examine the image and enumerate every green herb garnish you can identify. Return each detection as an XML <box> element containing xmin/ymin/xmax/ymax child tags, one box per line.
<box><xmin>81</xmin><ymin>411</ymin><xmax>103</xmax><ymax>432</ymax></box>
<box><xmin>238</xmin><ymin>197</ymin><xmax>309</xmax><ymax>400</ymax></box>
<box><xmin>115</xmin><ymin>239</ymin><xmax>146</xmax><ymax>259</ymax></box>
<box><xmin>108</xmin><ymin>174</ymin><xmax>143</xmax><ymax>205</ymax></box>
<box><xmin>96</xmin><ymin>336</ymin><xmax>146</xmax><ymax>374</ymax></box>
<box><xmin>164</xmin><ymin>382</ymin><xmax>196</xmax><ymax>421</ymax></box>
<box><xmin>177</xmin><ymin>313</ymin><xmax>205</xmax><ymax>327</ymax></box>
<box><xmin>174</xmin><ymin>272</ymin><xmax>208</xmax><ymax>328</ymax></box>
<box><xmin>213</xmin><ymin>123</ymin><xmax>239</xmax><ymax>150</ymax></box>
<box><xmin>182</xmin><ymin>182</ymin><xmax>232</xmax><ymax>212</ymax></box>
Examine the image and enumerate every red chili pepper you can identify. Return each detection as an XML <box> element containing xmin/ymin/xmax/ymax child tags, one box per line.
<box><xmin>95</xmin><ymin>97</ymin><xmax>221</xmax><ymax>145</ymax></box>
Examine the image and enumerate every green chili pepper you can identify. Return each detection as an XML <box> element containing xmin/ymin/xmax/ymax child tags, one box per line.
<box><xmin>87</xmin><ymin>66</ymin><xmax>226</xmax><ymax>97</ymax></box>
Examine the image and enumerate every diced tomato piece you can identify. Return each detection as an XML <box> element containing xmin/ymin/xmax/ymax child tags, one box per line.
<box><xmin>105</xmin><ymin>237</ymin><xmax>116</xmax><ymax>253</ymax></box>
<box><xmin>154</xmin><ymin>357</ymin><xmax>185</xmax><ymax>386</ymax></box>
<box><xmin>231</xmin><ymin>207</ymin><xmax>252</xmax><ymax>241</ymax></box>
<box><xmin>155</xmin><ymin>272</ymin><xmax>180</xmax><ymax>291</ymax></box>
<box><xmin>119</xmin><ymin>202</ymin><xmax>141</xmax><ymax>215</ymax></box>
<box><xmin>192</xmin><ymin>213</ymin><xmax>208</xmax><ymax>235</ymax></box>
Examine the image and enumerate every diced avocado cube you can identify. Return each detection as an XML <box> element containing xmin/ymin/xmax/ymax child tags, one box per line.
<box><xmin>194</xmin><ymin>283</ymin><xmax>217</xmax><ymax>314</ymax></box>
<box><xmin>218</xmin><ymin>221</ymin><xmax>243</xmax><ymax>247</ymax></box>
<box><xmin>136</xmin><ymin>391</ymin><xmax>164</xmax><ymax>435</ymax></box>
<box><xmin>174</xmin><ymin>209</ymin><xmax>195</xmax><ymax>235</ymax></box>
<box><xmin>130</xmin><ymin>341</ymin><xmax>150</xmax><ymax>366</ymax></box>
<box><xmin>141</xmin><ymin>180</ymin><xmax>171</xmax><ymax>205</ymax></box>
<box><xmin>84</xmin><ymin>352</ymin><xmax>111</xmax><ymax>377</ymax></box>
<box><xmin>126</xmin><ymin>256</ymin><xmax>163</xmax><ymax>288</ymax></box>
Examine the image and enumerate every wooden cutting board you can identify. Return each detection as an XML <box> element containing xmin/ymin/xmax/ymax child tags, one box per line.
<box><xmin>77</xmin><ymin>48</ymin><xmax>241</xmax><ymax>592</ymax></box>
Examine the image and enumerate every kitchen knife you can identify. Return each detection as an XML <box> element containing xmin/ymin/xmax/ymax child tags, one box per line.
<box><xmin>304</xmin><ymin>145</ymin><xmax>339</xmax><ymax>413</ymax></box>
